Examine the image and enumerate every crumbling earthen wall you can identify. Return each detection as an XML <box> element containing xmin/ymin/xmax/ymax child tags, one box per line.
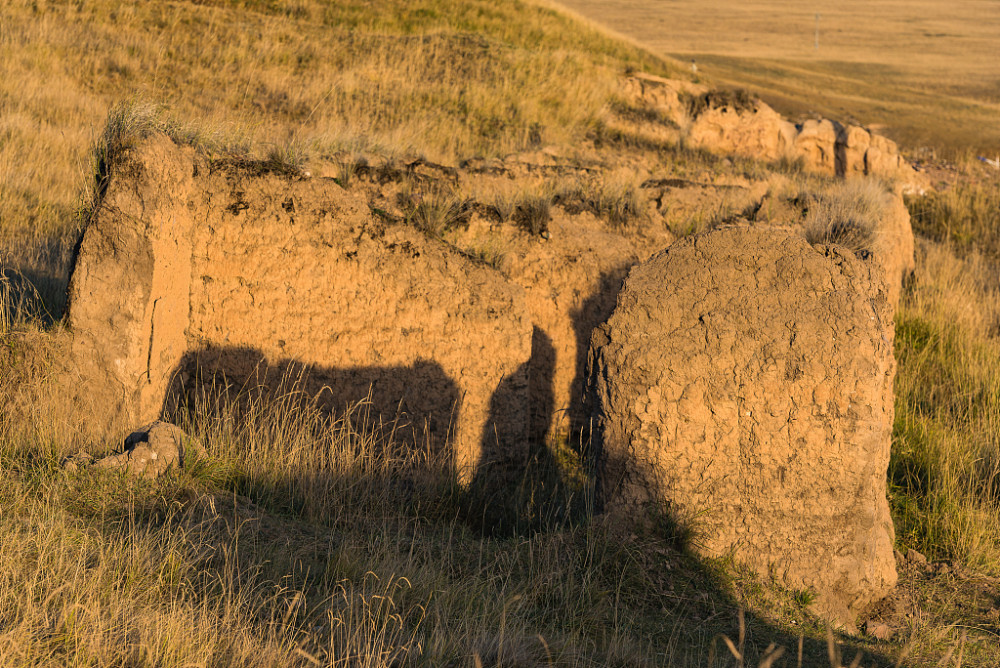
<box><xmin>873</xmin><ymin>190</ymin><xmax>916</xmax><ymax>307</ymax></box>
<box><xmin>589</xmin><ymin>225</ymin><xmax>898</xmax><ymax>627</ymax></box>
<box><xmin>619</xmin><ymin>73</ymin><xmax>926</xmax><ymax>191</ymax></box>
<box><xmin>68</xmin><ymin>134</ymin><xmax>532</xmax><ymax>477</ymax></box>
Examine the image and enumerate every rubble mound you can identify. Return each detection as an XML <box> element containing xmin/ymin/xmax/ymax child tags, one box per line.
<box><xmin>66</xmin><ymin>134</ymin><xmax>532</xmax><ymax>479</ymax></box>
<box><xmin>589</xmin><ymin>225</ymin><xmax>897</xmax><ymax>627</ymax></box>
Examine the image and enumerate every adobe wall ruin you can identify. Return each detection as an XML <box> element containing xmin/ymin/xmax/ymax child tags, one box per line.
<box><xmin>618</xmin><ymin>73</ymin><xmax>927</xmax><ymax>192</ymax></box>
<box><xmin>67</xmin><ymin>134</ymin><xmax>532</xmax><ymax>478</ymax></box>
<box><xmin>589</xmin><ymin>225</ymin><xmax>898</xmax><ymax>628</ymax></box>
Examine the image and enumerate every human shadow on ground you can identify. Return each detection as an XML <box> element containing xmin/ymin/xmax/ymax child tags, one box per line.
<box><xmin>461</xmin><ymin>326</ymin><xmax>579</xmax><ymax>537</ymax></box>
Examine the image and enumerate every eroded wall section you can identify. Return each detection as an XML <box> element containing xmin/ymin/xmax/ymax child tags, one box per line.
<box><xmin>68</xmin><ymin>134</ymin><xmax>532</xmax><ymax>477</ymax></box>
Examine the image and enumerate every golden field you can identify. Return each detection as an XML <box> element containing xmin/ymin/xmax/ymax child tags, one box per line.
<box><xmin>557</xmin><ymin>0</ymin><xmax>1000</xmax><ymax>155</ymax></box>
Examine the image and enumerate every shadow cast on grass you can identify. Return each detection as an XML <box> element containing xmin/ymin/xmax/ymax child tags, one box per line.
<box><xmin>1</xmin><ymin>233</ymin><xmax>78</xmax><ymax>325</ymax></box>
<box><xmin>150</xmin><ymin>340</ymin><xmax>899</xmax><ymax>666</ymax></box>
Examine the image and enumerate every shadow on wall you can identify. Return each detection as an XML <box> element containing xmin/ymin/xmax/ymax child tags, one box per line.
<box><xmin>162</xmin><ymin>335</ymin><xmax>586</xmax><ymax>536</ymax></box>
<box><xmin>527</xmin><ymin>326</ymin><xmax>556</xmax><ymax>445</ymax></box>
<box><xmin>163</xmin><ymin>346</ymin><xmax>462</xmax><ymax>467</ymax></box>
<box><xmin>523</xmin><ymin>268</ymin><xmax>631</xmax><ymax>447</ymax></box>
<box><xmin>157</xmin><ymin>269</ymin><xmax>648</xmax><ymax>537</ymax></box>
<box><xmin>584</xmin><ymin>315</ymin><xmax>665</xmax><ymax>518</ymax></box>
<box><xmin>463</xmin><ymin>326</ymin><xmax>585</xmax><ymax>536</ymax></box>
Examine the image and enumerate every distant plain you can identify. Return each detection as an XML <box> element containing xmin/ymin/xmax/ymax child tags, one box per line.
<box><xmin>556</xmin><ymin>0</ymin><xmax>1000</xmax><ymax>156</ymax></box>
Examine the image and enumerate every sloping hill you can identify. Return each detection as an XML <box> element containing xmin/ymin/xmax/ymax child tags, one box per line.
<box><xmin>3</xmin><ymin>1</ymin><xmax>1000</xmax><ymax>666</ymax></box>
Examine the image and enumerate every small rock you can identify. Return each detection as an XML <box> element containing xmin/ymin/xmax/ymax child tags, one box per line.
<box><xmin>62</xmin><ymin>451</ymin><xmax>94</xmax><ymax>471</ymax></box>
<box><xmin>906</xmin><ymin>548</ymin><xmax>927</xmax><ymax>566</ymax></box>
<box><xmin>865</xmin><ymin>621</ymin><xmax>892</xmax><ymax>641</ymax></box>
<box><xmin>893</xmin><ymin>549</ymin><xmax>905</xmax><ymax>565</ymax></box>
<box><xmin>93</xmin><ymin>421</ymin><xmax>203</xmax><ymax>479</ymax></box>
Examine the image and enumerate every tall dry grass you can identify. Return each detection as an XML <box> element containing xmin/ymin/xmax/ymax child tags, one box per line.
<box><xmin>894</xmin><ymin>242</ymin><xmax>1000</xmax><ymax>570</ymax></box>
<box><xmin>892</xmin><ymin>175</ymin><xmax>1000</xmax><ymax>572</ymax></box>
<box><xmin>0</xmin><ymin>347</ymin><xmax>713</xmax><ymax>666</ymax></box>
<box><xmin>0</xmin><ymin>466</ymin><xmax>430</xmax><ymax>666</ymax></box>
<box><xmin>0</xmin><ymin>0</ymin><xmax>679</xmax><ymax>241</ymax></box>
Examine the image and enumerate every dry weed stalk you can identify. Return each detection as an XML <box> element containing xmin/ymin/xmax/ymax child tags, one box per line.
<box><xmin>0</xmin><ymin>267</ymin><xmax>10</xmax><ymax>337</ymax></box>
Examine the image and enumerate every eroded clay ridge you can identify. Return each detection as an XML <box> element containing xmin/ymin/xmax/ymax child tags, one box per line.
<box><xmin>617</xmin><ymin>73</ymin><xmax>927</xmax><ymax>192</ymax></box>
<box><xmin>67</xmin><ymin>134</ymin><xmax>532</xmax><ymax>478</ymax></box>
<box><xmin>589</xmin><ymin>225</ymin><xmax>898</xmax><ymax>628</ymax></box>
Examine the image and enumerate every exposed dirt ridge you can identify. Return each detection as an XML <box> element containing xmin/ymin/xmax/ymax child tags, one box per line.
<box><xmin>614</xmin><ymin>73</ymin><xmax>929</xmax><ymax>193</ymax></box>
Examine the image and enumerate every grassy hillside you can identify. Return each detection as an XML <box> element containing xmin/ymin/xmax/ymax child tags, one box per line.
<box><xmin>0</xmin><ymin>0</ymin><xmax>678</xmax><ymax>242</ymax></box>
<box><xmin>4</xmin><ymin>0</ymin><xmax>1000</xmax><ymax>666</ymax></box>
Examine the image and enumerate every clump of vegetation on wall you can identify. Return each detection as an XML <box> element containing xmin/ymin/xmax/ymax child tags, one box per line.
<box><xmin>804</xmin><ymin>178</ymin><xmax>888</xmax><ymax>254</ymax></box>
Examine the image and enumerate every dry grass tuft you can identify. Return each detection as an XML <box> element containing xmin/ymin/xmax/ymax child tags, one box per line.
<box><xmin>554</xmin><ymin>175</ymin><xmax>645</xmax><ymax>228</ymax></box>
<box><xmin>513</xmin><ymin>194</ymin><xmax>553</xmax><ymax>236</ymax></box>
<box><xmin>804</xmin><ymin>178</ymin><xmax>888</xmax><ymax>254</ymax></box>
<box><xmin>682</xmin><ymin>88</ymin><xmax>757</xmax><ymax>118</ymax></box>
<box><xmin>400</xmin><ymin>187</ymin><xmax>475</xmax><ymax>238</ymax></box>
<box><xmin>460</xmin><ymin>234</ymin><xmax>508</xmax><ymax>270</ymax></box>
<box><xmin>597</xmin><ymin>177</ymin><xmax>644</xmax><ymax>227</ymax></box>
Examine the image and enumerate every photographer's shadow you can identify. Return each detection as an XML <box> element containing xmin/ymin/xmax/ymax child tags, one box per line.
<box><xmin>462</xmin><ymin>327</ymin><xmax>588</xmax><ymax>536</ymax></box>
